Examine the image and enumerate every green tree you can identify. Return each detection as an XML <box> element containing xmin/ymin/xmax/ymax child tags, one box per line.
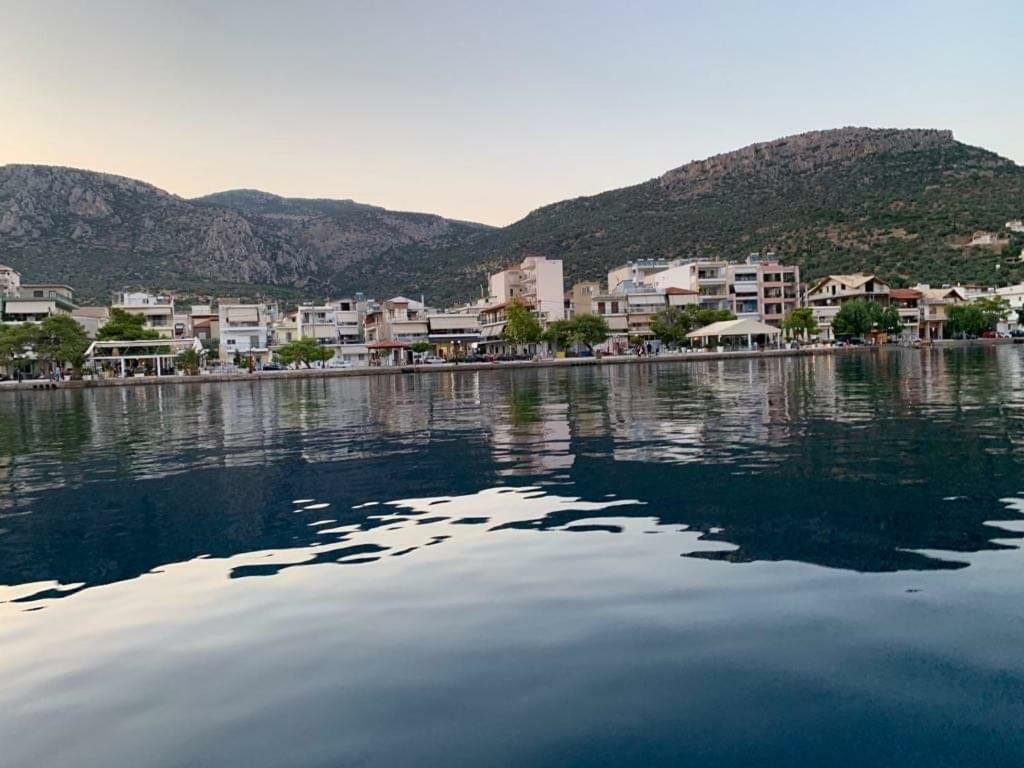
<box><xmin>878</xmin><ymin>306</ymin><xmax>904</xmax><ymax>336</ymax></box>
<box><xmin>831</xmin><ymin>299</ymin><xmax>879</xmax><ymax>338</ymax></box>
<box><xmin>650</xmin><ymin>306</ymin><xmax>693</xmax><ymax>346</ymax></box>
<box><xmin>650</xmin><ymin>305</ymin><xmax>735</xmax><ymax>346</ymax></box>
<box><xmin>34</xmin><ymin>315</ymin><xmax>90</xmax><ymax>377</ymax></box>
<box><xmin>275</xmin><ymin>337</ymin><xmax>333</xmax><ymax>368</ymax></box>
<box><xmin>947</xmin><ymin>304</ymin><xmax>988</xmax><ymax>338</ymax></box>
<box><xmin>568</xmin><ymin>314</ymin><xmax>609</xmax><ymax>351</ymax></box>
<box><xmin>501</xmin><ymin>301</ymin><xmax>543</xmax><ymax>349</ymax></box>
<box><xmin>97</xmin><ymin>308</ymin><xmax>160</xmax><ymax>341</ymax></box>
<box><xmin>541</xmin><ymin>319</ymin><xmax>574</xmax><ymax>350</ymax></box>
<box><xmin>409</xmin><ymin>340</ymin><xmax>432</xmax><ymax>355</ymax></box>
<box><xmin>176</xmin><ymin>348</ymin><xmax>202</xmax><ymax>375</ymax></box>
<box><xmin>0</xmin><ymin>323</ymin><xmax>36</xmax><ymax>374</ymax></box>
<box><xmin>974</xmin><ymin>295</ymin><xmax>1011</xmax><ymax>330</ymax></box>
<box><xmin>781</xmin><ymin>307</ymin><xmax>818</xmax><ymax>339</ymax></box>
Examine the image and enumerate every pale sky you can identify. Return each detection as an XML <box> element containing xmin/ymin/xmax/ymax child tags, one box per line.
<box><xmin>2</xmin><ymin>0</ymin><xmax>1021</xmax><ymax>226</ymax></box>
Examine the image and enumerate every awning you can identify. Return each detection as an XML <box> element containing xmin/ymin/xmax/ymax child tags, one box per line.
<box><xmin>687</xmin><ymin>318</ymin><xmax>782</xmax><ymax>339</ymax></box>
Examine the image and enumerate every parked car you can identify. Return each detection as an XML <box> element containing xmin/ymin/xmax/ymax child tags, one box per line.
<box><xmin>981</xmin><ymin>330</ymin><xmax>997</xmax><ymax>339</ymax></box>
<box><xmin>262</xmin><ymin>362</ymin><xmax>285</xmax><ymax>371</ymax></box>
<box><xmin>420</xmin><ymin>355</ymin><xmax>446</xmax><ymax>365</ymax></box>
<box><xmin>327</xmin><ymin>358</ymin><xmax>353</xmax><ymax>369</ymax></box>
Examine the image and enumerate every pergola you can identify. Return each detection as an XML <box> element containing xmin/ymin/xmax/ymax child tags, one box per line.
<box><xmin>85</xmin><ymin>337</ymin><xmax>206</xmax><ymax>377</ymax></box>
<box><xmin>686</xmin><ymin>318</ymin><xmax>782</xmax><ymax>348</ymax></box>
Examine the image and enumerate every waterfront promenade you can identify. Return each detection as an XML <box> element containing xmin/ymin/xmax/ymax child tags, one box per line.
<box><xmin>2</xmin><ymin>340</ymin><xmax>1011</xmax><ymax>392</ymax></box>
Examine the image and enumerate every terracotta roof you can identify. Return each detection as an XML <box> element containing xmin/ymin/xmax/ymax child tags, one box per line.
<box><xmin>889</xmin><ymin>289</ymin><xmax>923</xmax><ymax>300</ymax></box>
<box><xmin>368</xmin><ymin>340</ymin><xmax>408</xmax><ymax>349</ymax></box>
<box><xmin>664</xmin><ymin>287</ymin><xmax>699</xmax><ymax>295</ymax></box>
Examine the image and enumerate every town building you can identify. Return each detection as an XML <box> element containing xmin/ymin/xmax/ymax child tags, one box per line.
<box><xmin>71</xmin><ymin>306</ymin><xmax>111</xmax><ymax>338</ymax></box>
<box><xmin>888</xmin><ymin>289</ymin><xmax>923</xmax><ymax>342</ymax></box>
<box><xmin>112</xmin><ymin>291</ymin><xmax>176</xmax><ymax>338</ymax></box>
<box><xmin>427</xmin><ymin>313</ymin><xmax>481</xmax><ymax>359</ymax></box>
<box><xmin>189</xmin><ymin>305</ymin><xmax>219</xmax><ymax>343</ymax></box>
<box><xmin>608</xmin><ymin>260</ymin><xmax>676</xmax><ymax>293</ymax></box>
<box><xmin>804</xmin><ymin>274</ymin><xmax>892</xmax><ymax>340</ymax></box>
<box><xmin>757</xmin><ymin>259</ymin><xmax>800</xmax><ymax>327</ymax></box>
<box><xmin>363</xmin><ymin>297</ymin><xmax>429</xmax><ymax>345</ymax></box>
<box><xmin>912</xmin><ymin>285</ymin><xmax>968</xmax><ymax>341</ymax></box>
<box><xmin>568</xmin><ymin>281</ymin><xmax>601</xmax><ymax>317</ymax></box>
<box><xmin>218</xmin><ymin>302</ymin><xmax>275</xmax><ymax>365</ymax></box>
<box><xmin>646</xmin><ymin>260</ymin><xmax>732</xmax><ymax>313</ymax></box>
<box><xmin>289</xmin><ymin>300</ymin><xmax>368</xmax><ymax>366</ymax></box>
<box><xmin>489</xmin><ymin>255</ymin><xmax>565</xmax><ymax>323</ymax></box>
<box><xmin>1</xmin><ymin>283</ymin><xmax>77</xmax><ymax>324</ymax></box>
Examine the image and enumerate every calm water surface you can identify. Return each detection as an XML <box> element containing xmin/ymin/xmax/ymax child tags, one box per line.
<box><xmin>3</xmin><ymin>348</ymin><xmax>1024</xmax><ymax>766</ymax></box>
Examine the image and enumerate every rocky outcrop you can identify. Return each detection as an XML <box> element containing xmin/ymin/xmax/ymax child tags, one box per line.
<box><xmin>659</xmin><ymin>127</ymin><xmax>961</xmax><ymax>197</ymax></box>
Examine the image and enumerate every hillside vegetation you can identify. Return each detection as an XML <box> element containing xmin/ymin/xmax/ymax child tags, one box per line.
<box><xmin>1</xmin><ymin>127</ymin><xmax>1022</xmax><ymax>304</ymax></box>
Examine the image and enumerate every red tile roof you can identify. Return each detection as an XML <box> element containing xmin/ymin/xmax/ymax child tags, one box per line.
<box><xmin>889</xmin><ymin>289</ymin><xmax>923</xmax><ymax>300</ymax></box>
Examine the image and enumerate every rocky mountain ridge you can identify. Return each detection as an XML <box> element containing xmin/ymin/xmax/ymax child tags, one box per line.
<box><xmin>2</xmin><ymin>127</ymin><xmax>1023</xmax><ymax>304</ymax></box>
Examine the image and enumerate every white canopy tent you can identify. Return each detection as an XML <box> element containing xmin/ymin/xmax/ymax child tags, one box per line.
<box><xmin>686</xmin><ymin>318</ymin><xmax>782</xmax><ymax>348</ymax></box>
<box><xmin>85</xmin><ymin>337</ymin><xmax>206</xmax><ymax>377</ymax></box>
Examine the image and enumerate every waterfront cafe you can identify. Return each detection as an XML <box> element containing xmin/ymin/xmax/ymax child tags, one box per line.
<box><xmin>686</xmin><ymin>318</ymin><xmax>782</xmax><ymax>349</ymax></box>
<box><xmin>85</xmin><ymin>337</ymin><xmax>206</xmax><ymax>377</ymax></box>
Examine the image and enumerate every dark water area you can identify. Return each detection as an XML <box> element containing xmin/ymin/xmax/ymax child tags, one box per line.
<box><xmin>3</xmin><ymin>347</ymin><xmax>1024</xmax><ymax>766</ymax></box>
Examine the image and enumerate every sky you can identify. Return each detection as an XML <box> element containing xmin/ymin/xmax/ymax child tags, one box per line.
<box><xmin>2</xmin><ymin>0</ymin><xmax>1021</xmax><ymax>226</ymax></box>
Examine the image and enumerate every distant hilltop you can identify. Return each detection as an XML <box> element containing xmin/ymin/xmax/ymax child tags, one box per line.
<box><xmin>2</xmin><ymin>126</ymin><xmax>1023</xmax><ymax>303</ymax></box>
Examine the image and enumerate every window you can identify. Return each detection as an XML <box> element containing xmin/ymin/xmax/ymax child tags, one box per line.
<box><xmin>33</xmin><ymin>290</ymin><xmax>43</xmax><ymax>298</ymax></box>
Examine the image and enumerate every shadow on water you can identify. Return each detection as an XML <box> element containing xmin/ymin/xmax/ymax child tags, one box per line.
<box><xmin>2</xmin><ymin>346</ymin><xmax>1024</xmax><ymax>605</ymax></box>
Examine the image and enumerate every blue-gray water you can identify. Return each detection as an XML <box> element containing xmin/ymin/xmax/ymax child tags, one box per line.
<box><xmin>3</xmin><ymin>347</ymin><xmax>1024</xmax><ymax>767</ymax></box>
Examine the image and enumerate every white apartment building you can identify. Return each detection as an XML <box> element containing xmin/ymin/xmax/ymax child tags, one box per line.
<box><xmin>112</xmin><ymin>291</ymin><xmax>176</xmax><ymax>338</ymax></box>
<box><xmin>218</xmin><ymin>303</ymin><xmax>275</xmax><ymax>364</ymax></box>
<box><xmin>648</xmin><ymin>261</ymin><xmax>732</xmax><ymax>313</ymax></box>
<box><xmin>489</xmin><ymin>255</ymin><xmax>565</xmax><ymax>322</ymax></box>
<box><xmin>608</xmin><ymin>260</ymin><xmax>676</xmax><ymax>294</ymax></box>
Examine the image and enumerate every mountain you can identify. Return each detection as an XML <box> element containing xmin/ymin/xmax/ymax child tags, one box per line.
<box><xmin>0</xmin><ymin>166</ymin><xmax>491</xmax><ymax>302</ymax></box>
<box><xmin>2</xmin><ymin>127</ymin><xmax>1023</xmax><ymax>304</ymax></box>
<box><xmin>383</xmin><ymin>127</ymin><xmax>1024</xmax><ymax>304</ymax></box>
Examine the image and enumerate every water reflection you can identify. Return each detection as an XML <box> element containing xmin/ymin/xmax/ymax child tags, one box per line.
<box><xmin>2</xmin><ymin>346</ymin><xmax>1024</xmax><ymax>608</ymax></box>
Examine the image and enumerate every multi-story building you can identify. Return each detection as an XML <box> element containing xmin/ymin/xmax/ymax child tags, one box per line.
<box><xmin>427</xmin><ymin>313</ymin><xmax>481</xmax><ymax>359</ymax></box>
<box><xmin>912</xmin><ymin>285</ymin><xmax>968</xmax><ymax>341</ymax></box>
<box><xmin>591</xmin><ymin>284</ymin><xmax>699</xmax><ymax>352</ymax></box>
<box><xmin>757</xmin><ymin>259</ymin><xmax>800</xmax><ymax>326</ymax></box>
<box><xmin>888</xmin><ymin>289</ymin><xmax>923</xmax><ymax>341</ymax></box>
<box><xmin>288</xmin><ymin>299</ymin><xmax>368</xmax><ymax>366</ymax></box>
<box><xmin>218</xmin><ymin>302</ymin><xmax>275</xmax><ymax>365</ymax></box>
<box><xmin>728</xmin><ymin>261</ymin><xmax>762</xmax><ymax>319</ymax></box>
<box><xmin>363</xmin><ymin>297</ymin><xmax>429</xmax><ymax>345</ymax></box>
<box><xmin>477</xmin><ymin>301</ymin><xmax>545</xmax><ymax>357</ymax></box>
<box><xmin>608</xmin><ymin>260</ymin><xmax>676</xmax><ymax>294</ymax></box>
<box><xmin>112</xmin><ymin>291</ymin><xmax>176</xmax><ymax>338</ymax></box>
<box><xmin>569</xmin><ymin>281</ymin><xmax>601</xmax><ymax>317</ymax></box>
<box><xmin>641</xmin><ymin>260</ymin><xmax>731</xmax><ymax>313</ymax></box>
<box><xmin>190</xmin><ymin>305</ymin><xmax>219</xmax><ymax>343</ymax></box>
<box><xmin>0</xmin><ymin>264</ymin><xmax>22</xmax><ymax>297</ymax></box>
<box><xmin>489</xmin><ymin>254</ymin><xmax>565</xmax><ymax>323</ymax></box>
<box><xmin>804</xmin><ymin>274</ymin><xmax>892</xmax><ymax>340</ymax></box>
<box><xmin>2</xmin><ymin>283</ymin><xmax>77</xmax><ymax>324</ymax></box>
